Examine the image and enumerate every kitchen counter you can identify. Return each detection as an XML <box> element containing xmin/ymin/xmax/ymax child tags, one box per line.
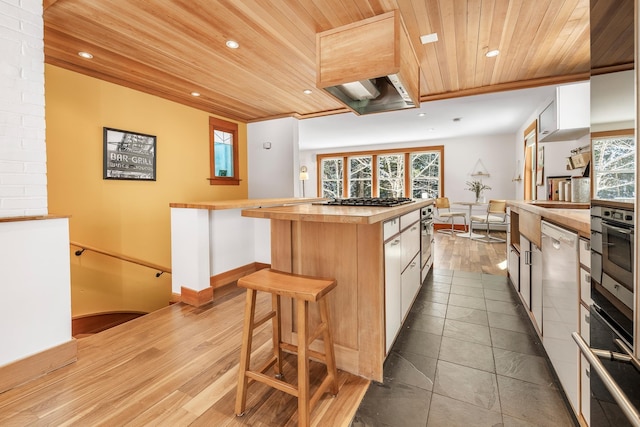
<box><xmin>241</xmin><ymin>199</ymin><xmax>433</xmax><ymax>224</ymax></box>
<box><xmin>169</xmin><ymin>197</ymin><xmax>325</xmax><ymax>210</ymax></box>
<box><xmin>508</xmin><ymin>200</ymin><xmax>590</xmax><ymax>238</ymax></box>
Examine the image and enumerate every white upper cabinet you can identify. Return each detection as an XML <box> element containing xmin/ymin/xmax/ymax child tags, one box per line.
<box><xmin>538</xmin><ymin>82</ymin><xmax>590</xmax><ymax>142</ymax></box>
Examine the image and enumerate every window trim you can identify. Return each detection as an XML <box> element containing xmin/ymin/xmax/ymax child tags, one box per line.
<box><xmin>317</xmin><ymin>145</ymin><xmax>445</xmax><ymax>198</ymax></box>
<box><xmin>208</xmin><ymin>116</ymin><xmax>240</xmax><ymax>186</ymax></box>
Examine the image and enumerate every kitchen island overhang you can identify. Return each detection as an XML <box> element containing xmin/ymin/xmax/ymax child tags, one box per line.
<box><xmin>241</xmin><ymin>199</ymin><xmax>434</xmax><ymax>381</ymax></box>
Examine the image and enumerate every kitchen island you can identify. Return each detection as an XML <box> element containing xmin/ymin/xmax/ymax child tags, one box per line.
<box><xmin>241</xmin><ymin>199</ymin><xmax>434</xmax><ymax>381</ymax></box>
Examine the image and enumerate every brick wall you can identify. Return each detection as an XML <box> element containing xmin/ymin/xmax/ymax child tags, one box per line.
<box><xmin>0</xmin><ymin>0</ymin><xmax>46</xmax><ymax>218</ymax></box>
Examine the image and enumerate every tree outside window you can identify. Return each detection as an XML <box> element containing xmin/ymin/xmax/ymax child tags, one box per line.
<box><xmin>378</xmin><ymin>154</ymin><xmax>404</xmax><ymax>198</ymax></box>
<box><xmin>349</xmin><ymin>156</ymin><xmax>372</xmax><ymax>197</ymax></box>
<box><xmin>592</xmin><ymin>132</ymin><xmax>635</xmax><ymax>200</ymax></box>
<box><xmin>321</xmin><ymin>158</ymin><xmax>344</xmax><ymax>198</ymax></box>
<box><xmin>209</xmin><ymin>117</ymin><xmax>239</xmax><ymax>185</ymax></box>
<box><xmin>411</xmin><ymin>152</ymin><xmax>440</xmax><ymax>198</ymax></box>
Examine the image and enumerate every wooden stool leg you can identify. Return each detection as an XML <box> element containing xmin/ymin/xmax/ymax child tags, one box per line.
<box><xmin>319</xmin><ymin>298</ymin><xmax>339</xmax><ymax>395</ymax></box>
<box><xmin>271</xmin><ymin>294</ymin><xmax>283</xmax><ymax>378</ymax></box>
<box><xmin>235</xmin><ymin>289</ymin><xmax>257</xmax><ymax>416</ymax></box>
<box><xmin>296</xmin><ymin>298</ymin><xmax>310</xmax><ymax>427</ymax></box>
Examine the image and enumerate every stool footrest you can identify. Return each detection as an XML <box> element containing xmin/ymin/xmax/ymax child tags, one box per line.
<box><xmin>253</xmin><ymin>310</ymin><xmax>276</xmax><ymax>329</ymax></box>
<box><xmin>246</xmin><ymin>370</ymin><xmax>298</xmax><ymax>397</ymax></box>
<box><xmin>280</xmin><ymin>342</ymin><xmax>327</xmax><ymax>364</ymax></box>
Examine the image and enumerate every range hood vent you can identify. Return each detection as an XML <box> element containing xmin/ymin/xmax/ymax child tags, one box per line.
<box><xmin>317</xmin><ymin>11</ymin><xmax>421</xmax><ymax>115</ymax></box>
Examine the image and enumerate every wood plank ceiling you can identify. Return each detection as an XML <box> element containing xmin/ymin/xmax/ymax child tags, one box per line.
<box><xmin>42</xmin><ymin>0</ymin><xmax>623</xmax><ymax>123</ymax></box>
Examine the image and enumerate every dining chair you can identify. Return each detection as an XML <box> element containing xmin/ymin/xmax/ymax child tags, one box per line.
<box><xmin>470</xmin><ymin>199</ymin><xmax>507</xmax><ymax>242</ymax></box>
<box><xmin>434</xmin><ymin>197</ymin><xmax>467</xmax><ymax>235</ymax></box>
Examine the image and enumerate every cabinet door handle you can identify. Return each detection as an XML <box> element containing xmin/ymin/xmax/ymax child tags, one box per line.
<box><xmin>391</xmin><ymin>239</ymin><xmax>400</xmax><ymax>246</ymax></box>
<box><xmin>411</xmin><ymin>226</ymin><xmax>418</xmax><ymax>231</ymax></box>
<box><xmin>585</xmin><ymin>313</ymin><xmax>590</xmax><ymax>324</ymax></box>
<box><xmin>585</xmin><ymin>273</ymin><xmax>591</xmax><ymax>282</ymax></box>
<box><xmin>410</xmin><ymin>261</ymin><xmax>417</xmax><ymax>268</ymax></box>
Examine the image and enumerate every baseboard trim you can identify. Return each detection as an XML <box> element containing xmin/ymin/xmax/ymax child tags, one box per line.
<box><xmin>209</xmin><ymin>262</ymin><xmax>270</xmax><ymax>288</ymax></box>
<box><xmin>0</xmin><ymin>339</ymin><xmax>77</xmax><ymax>394</ymax></box>
<box><xmin>180</xmin><ymin>286</ymin><xmax>214</xmax><ymax>307</ymax></box>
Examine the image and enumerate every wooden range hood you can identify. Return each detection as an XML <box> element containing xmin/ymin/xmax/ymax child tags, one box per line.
<box><xmin>316</xmin><ymin>11</ymin><xmax>421</xmax><ymax>115</ymax></box>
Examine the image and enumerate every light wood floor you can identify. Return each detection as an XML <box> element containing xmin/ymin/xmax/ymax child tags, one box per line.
<box><xmin>433</xmin><ymin>230</ymin><xmax>508</xmax><ymax>276</ymax></box>
<box><xmin>0</xmin><ymin>235</ymin><xmax>506</xmax><ymax>426</ymax></box>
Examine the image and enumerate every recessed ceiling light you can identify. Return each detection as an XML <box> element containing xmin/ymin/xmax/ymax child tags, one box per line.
<box><xmin>420</xmin><ymin>33</ymin><xmax>438</xmax><ymax>44</ymax></box>
<box><xmin>303</xmin><ymin>89</ymin><xmax>312</xmax><ymax>95</ymax></box>
<box><xmin>191</xmin><ymin>92</ymin><xmax>200</xmax><ymax>97</ymax></box>
<box><xmin>417</xmin><ymin>112</ymin><xmax>426</xmax><ymax>117</ymax></box>
<box><xmin>485</xmin><ymin>49</ymin><xmax>500</xmax><ymax>58</ymax></box>
<box><xmin>225</xmin><ymin>40</ymin><xmax>239</xmax><ymax>49</ymax></box>
<box><xmin>78</xmin><ymin>51</ymin><xmax>93</xmax><ymax>59</ymax></box>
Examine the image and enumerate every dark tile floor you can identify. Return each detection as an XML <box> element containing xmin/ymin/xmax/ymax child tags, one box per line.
<box><xmin>351</xmin><ymin>269</ymin><xmax>579</xmax><ymax>427</ymax></box>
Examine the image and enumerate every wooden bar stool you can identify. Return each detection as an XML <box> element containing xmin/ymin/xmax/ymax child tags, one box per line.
<box><xmin>235</xmin><ymin>268</ymin><xmax>339</xmax><ymax>426</ymax></box>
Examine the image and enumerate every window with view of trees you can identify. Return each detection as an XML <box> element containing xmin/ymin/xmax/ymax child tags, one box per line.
<box><xmin>592</xmin><ymin>131</ymin><xmax>635</xmax><ymax>200</ymax></box>
<box><xmin>349</xmin><ymin>156</ymin><xmax>372</xmax><ymax>197</ymax></box>
<box><xmin>378</xmin><ymin>154</ymin><xmax>404</xmax><ymax>198</ymax></box>
<box><xmin>321</xmin><ymin>158</ymin><xmax>344</xmax><ymax>198</ymax></box>
<box><xmin>318</xmin><ymin>146</ymin><xmax>443</xmax><ymax>199</ymax></box>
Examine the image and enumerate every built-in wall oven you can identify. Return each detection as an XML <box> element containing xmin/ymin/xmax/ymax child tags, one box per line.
<box><xmin>586</xmin><ymin>203</ymin><xmax>640</xmax><ymax>426</ymax></box>
<box><xmin>592</xmin><ymin>206</ymin><xmax>634</xmax><ymax>344</ymax></box>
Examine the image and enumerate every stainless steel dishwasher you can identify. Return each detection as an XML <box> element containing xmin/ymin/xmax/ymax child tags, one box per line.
<box><xmin>542</xmin><ymin>220</ymin><xmax>580</xmax><ymax>413</ymax></box>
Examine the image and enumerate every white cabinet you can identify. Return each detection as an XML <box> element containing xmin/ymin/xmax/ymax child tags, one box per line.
<box><xmin>538</xmin><ymin>82</ymin><xmax>590</xmax><ymax>142</ymax></box>
<box><xmin>579</xmin><ymin>304</ymin><xmax>590</xmax><ymax>425</ymax></box>
<box><xmin>400</xmin><ymin>220</ymin><xmax>420</xmax><ymax>268</ymax></box>
<box><xmin>401</xmin><ymin>253</ymin><xmax>421</xmax><ymax>319</ymax></box>
<box><xmin>384</xmin><ymin>209</ymin><xmax>422</xmax><ymax>353</ymax></box>
<box><xmin>384</xmin><ymin>236</ymin><xmax>402</xmax><ymax>353</ymax></box>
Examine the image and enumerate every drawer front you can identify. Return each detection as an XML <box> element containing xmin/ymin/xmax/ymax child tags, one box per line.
<box><xmin>400</xmin><ymin>210</ymin><xmax>420</xmax><ymax>231</ymax></box>
<box><xmin>401</xmin><ymin>222</ymin><xmax>421</xmax><ymax>268</ymax></box>
<box><xmin>580</xmin><ymin>267</ymin><xmax>592</xmax><ymax>306</ymax></box>
<box><xmin>384</xmin><ymin>217</ymin><xmax>400</xmax><ymax>240</ymax></box>
<box><xmin>579</xmin><ymin>238</ymin><xmax>590</xmax><ymax>268</ymax></box>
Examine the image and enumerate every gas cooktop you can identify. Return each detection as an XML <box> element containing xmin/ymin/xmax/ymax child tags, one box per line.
<box><xmin>323</xmin><ymin>197</ymin><xmax>414</xmax><ymax>207</ymax></box>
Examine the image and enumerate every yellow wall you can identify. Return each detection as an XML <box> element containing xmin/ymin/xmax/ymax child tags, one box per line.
<box><xmin>45</xmin><ymin>65</ymin><xmax>248</xmax><ymax>315</ymax></box>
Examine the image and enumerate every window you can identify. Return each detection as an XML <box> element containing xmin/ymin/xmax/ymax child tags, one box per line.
<box><xmin>378</xmin><ymin>154</ymin><xmax>404</xmax><ymax>198</ymax></box>
<box><xmin>321</xmin><ymin>158</ymin><xmax>344</xmax><ymax>198</ymax></box>
<box><xmin>410</xmin><ymin>152</ymin><xmax>440</xmax><ymax>198</ymax></box>
<box><xmin>318</xmin><ymin>146</ymin><xmax>443</xmax><ymax>198</ymax></box>
<box><xmin>592</xmin><ymin>130</ymin><xmax>635</xmax><ymax>200</ymax></box>
<box><xmin>209</xmin><ymin>117</ymin><xmax>239</xmax><ymax>185</ymax></box>
<box><xmin>349</xmin><ymin>156</ymin><xmax>372</xmax><ymax>197</ymax></box>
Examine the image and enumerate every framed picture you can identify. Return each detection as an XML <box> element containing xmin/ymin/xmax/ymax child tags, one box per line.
<box><xmin>103</xmin><ymin>127</ymin><xmax>156</xmax><ymax>181</ymax></box>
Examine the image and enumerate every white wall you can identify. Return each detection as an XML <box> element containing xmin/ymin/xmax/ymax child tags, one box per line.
<box><xmin>0</xmin><ymin>0</ymin><xmax>47</xmax><ymax>218</ymax></box>
<box><xmin>0</xmin><ymin>1</ymin><xmax>72</xmax><ymax>369</ymax></box>
<box><xmin>0</xmin><ymin>218</ymin><xmax>71</xmax><ymax>366</ymax></box>
<box><xmin>247</xmin><ymin>117</ymin><xmax>299</xmax><ymax>198</ymax></box>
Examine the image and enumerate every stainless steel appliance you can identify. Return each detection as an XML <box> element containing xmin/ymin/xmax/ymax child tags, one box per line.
<box><xmin>323</xmin><ymin>197</ymin><xmax>414</xmax><ymax>207</ymax></box>
<box><xmin>593</xmin><ymin>206</ymin><xmax>634</xmax><ymax>344</ymax></box>
<box><xmin>542</xmin><ymin>221</ymin><xmax>579</xmax><ymax>411</ymax></box>
<box><xmin>420</xmin><ymin>205</ymin><xmax>434</xmax><ymax>277</ymax></box>
<box><xmin>585</xmin><ymin>203</ymin><xmax>639</xmax><ymax>426</ymax></box>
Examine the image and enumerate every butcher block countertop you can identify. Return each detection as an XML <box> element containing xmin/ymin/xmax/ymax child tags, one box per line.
<box><xmin>241</xmin><ymin>199</ymin><xmax>434</xmax><ymax>224</ymax></box>
<box><xmin>508</xmin><ymin>200</ymin><xmax>590</xmax><ymax>237</ymax></box>
<box><xmin>169</xmin><ymin>197</ymin><xmax>325</xmax><ymax>210</ymax></box>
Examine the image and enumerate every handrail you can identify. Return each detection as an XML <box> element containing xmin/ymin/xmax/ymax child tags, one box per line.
<box><xmin>572</xmin><ymin>332</ymin><xmax>640</xmax><ymax>427</ymax></box>
<box><xmin>70</xmin><ymin>241</ymin><xmax>171</xmax><ymax>277</ymax></box>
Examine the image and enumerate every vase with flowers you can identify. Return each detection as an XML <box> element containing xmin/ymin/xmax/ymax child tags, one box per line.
<box><xmin>466</xmin><ymin>180</ymin><xmax>491</xmax><ymax>202</ymax></box>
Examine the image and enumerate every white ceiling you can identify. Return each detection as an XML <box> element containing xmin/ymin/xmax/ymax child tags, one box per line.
<box><xmin>299</xmin><ymin>84</ymin><xmax>561</xmax><ymax>151</ymax></box>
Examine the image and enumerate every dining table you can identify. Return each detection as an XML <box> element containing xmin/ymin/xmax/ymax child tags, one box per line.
<box><xmin>453</xmin><ymin>201</ymin><xmax>487</xmax><ymax>238</ymax></box>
